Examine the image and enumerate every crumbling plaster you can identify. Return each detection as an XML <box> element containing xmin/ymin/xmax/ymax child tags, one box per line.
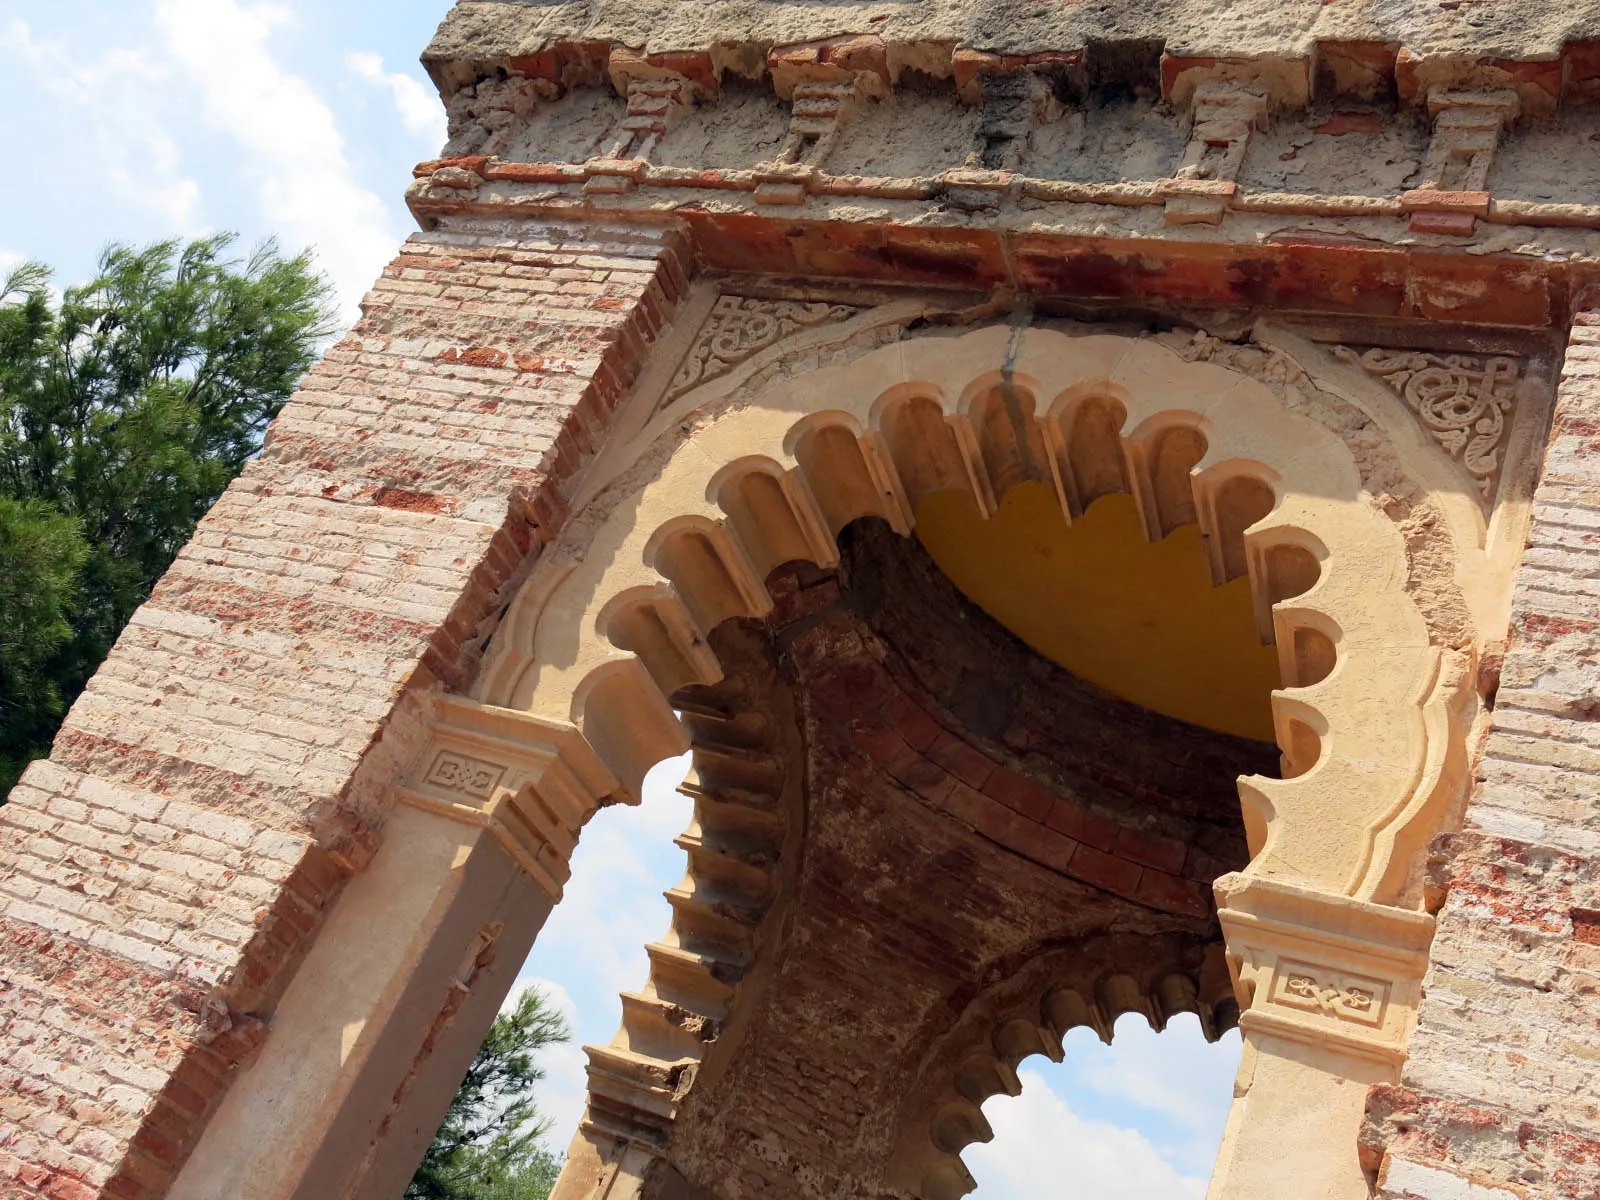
<box><xmin>426</xmin><ymin>1</ymin><xmax>1600</xmax><ymax>85</ymax></box>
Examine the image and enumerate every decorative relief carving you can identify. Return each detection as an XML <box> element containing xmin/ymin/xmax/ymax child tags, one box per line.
<box><xmin>1333</xmin><ymin>346</ymin><xmax>1521</xmax><ymax>502</ymax></box>
<box><xmin>1271</xmin><ymin>959</ymin><xmax>1389</xmax><ymax>1028</ymax></box>
<box><xmin>754</xmin><ymin>82</ymin><xmax>859</xmax><ymax>205</ymax></box>
<box><xmin>663</xmin><ymin>295</ymin><xmax>863</xmax><ymax>409</ymax></box>
<box><xmin>425</xmin><ymin>751</ymin><xmax>506</xmax><ymax>801</ymax></box>
<box><xmin>1415</xmin><ymin>88</ymin><xmax>1519</xmax><ymax>194</ymax></box>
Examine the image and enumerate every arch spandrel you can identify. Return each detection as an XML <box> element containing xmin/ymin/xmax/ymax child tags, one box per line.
<box><xmin>473</xmin><ymin>325</ymin><xmax>1469</xmax><ymax>905</ymax></box>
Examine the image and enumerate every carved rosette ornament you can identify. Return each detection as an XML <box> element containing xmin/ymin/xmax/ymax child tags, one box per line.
<box><xmin>664</xmin><ymin>295</ymin><xmax>862</xmax><ymax>408</ymax></box>
<box><xmin>1333</xmin><ymin>346</ymin><xmax>1521</xmax><ymax>502</ymax></box>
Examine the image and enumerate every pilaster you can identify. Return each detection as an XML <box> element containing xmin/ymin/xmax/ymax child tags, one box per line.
<box><xmin>1212</xmin><ymin>875</ymin><xmax>1434</xmax><ymax>1200</ymax></box>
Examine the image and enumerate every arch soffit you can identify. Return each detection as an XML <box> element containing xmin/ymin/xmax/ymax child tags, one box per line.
<box><xmin>474</xmin><ymin>327</ymin><xmax>1470</xmax><ymax>904</ymax></box>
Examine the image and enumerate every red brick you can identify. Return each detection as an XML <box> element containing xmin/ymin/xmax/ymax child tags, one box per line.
<box><xmin>1408</xmin><ymin>210</ymin><xmax>1478</xmax><ymax>237</ymax></box>
<box><xmin>1045</xmin><ymin>799</ymin><xmax>1121</xmax><ymax>853</ymax></box>
<box><xmin>854</xmin><ymin>725</ymin><xmax>908</xmax><ymax>768</ymax></box>
<box><xmin>1133</xmin><ymin>869</ymin><xmax>1211</xmax><ymax>918</ymax></box>
<box><xmin>1573</xmin><ymin>908</ymin><xmax>1600</xmax><ymax>945</ymax></box>
<box><xmin>44</xmin><ymin>1176</ymin><xmax>97</xmax><ymax>1200</ymax></box>
<box><xmin>926</xmin><ymin>729</ymin><xmax>994</xmax><ymax>790</ymax></box>
<box><xmin>943</xmin><ymin>781</ymin><xmax>1007</xmax><ymax>833</ymax></box>
<box><xmin>1113</xmin><ymin>827</ymin><xmax>1189</xmax><ymax>875</ymax></box>
<box><xmin>1018</xmin><ymin>823</ymin><xmax>1081</xmax><ymax>875</ymax></box>
<box><xmin>1313</xmin><ymin>112</ymin><xmax>1386</xmax><ymax>136</ymax></box>
<box><xmin>886</xmin><ymin>694</ymin><xmax>942</xmax><ymax>752</ymax></box>
<box><xmin>1065</xmin><ymin>844</ymin><xmax>1143</xmax><ymax>898</ymax></box>
<box><xmin>985</xmin><ymin>769</ymin><xmax>1055</xmax><ymax>822</ymax></box>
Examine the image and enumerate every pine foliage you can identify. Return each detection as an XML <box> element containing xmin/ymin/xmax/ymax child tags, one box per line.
<box><xmin>407</xmin><ymin>985</ymin><xmax>572</xmax><ymax>1200</ymax></box>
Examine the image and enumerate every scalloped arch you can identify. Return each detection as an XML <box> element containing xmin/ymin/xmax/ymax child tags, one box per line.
<box><xmin>477</xmin><ymin>326</ymin><xmax>1467</xmax><ymax>906</ymax></box>
<box><xmin>886</xmin><ymin>936</ymin><xmax>1238</xmax><ymax>1200</ymax></box>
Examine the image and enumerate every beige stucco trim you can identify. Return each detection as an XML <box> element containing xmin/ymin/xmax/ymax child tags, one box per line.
<box><xmin>475</xmin><ymin>325</ymin><xmax>1472</xmax><ymax>904</ymax></box>
<box><xmin>467</xmin><ymin>324</ymin><xmax>1479</xmax><ymax>1199</ymax></box>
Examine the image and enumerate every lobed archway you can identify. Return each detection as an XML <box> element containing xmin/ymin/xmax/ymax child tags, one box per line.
<box><xmin>447</xmin><ymin>325</ymin><xmax>1471</xmax><ymax>1199</ymax></box>
<box><xmin>171</xmin><ymin>325</ymin><xmax>1472</xmax><ymax>1200</ymax></box>
<box><xmin>477</xmin><ymin>325</ymin><xmax>1465</xmax><ymax>905</ymax></box>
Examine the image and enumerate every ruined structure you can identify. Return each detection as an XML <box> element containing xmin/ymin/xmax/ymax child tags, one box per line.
<box><xmin>8</xmin><ymin>1</ymin><xmax>1600</xmax><ymax>1196</ymax></box>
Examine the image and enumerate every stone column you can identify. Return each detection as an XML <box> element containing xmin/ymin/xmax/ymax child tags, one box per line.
<box><xmin>1209</xmin><ymin>876</ymin><xmax>1434</xmax><ymax>1200</ymax></box>
<box><xmin>1364</xmin><ymin>312</ymin><xmax>1600</xmax><ymax>1199</ymax></box>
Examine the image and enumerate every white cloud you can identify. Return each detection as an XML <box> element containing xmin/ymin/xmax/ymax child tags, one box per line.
<box><xmin>503</xmin><ymin>975</ymin><xmax>590</xmax><ymax>1150</ymax></box>
<box><xmin>1073</xmin><ymin>1015</ymin><xmax>1241</xmax><ymax>1152</ymax></box>
<box><xmin>531</xmin><ymin>752</ymin><xmax>693</xmax><ymax>1009</ymax></box>
<box><xmin>503</xmin><ymin>973</ymin><xmax>576</xmax><ymax>1020</ymax></box>
<box><xmin>152</xmin><ymin>0</ymin><xmax>400</xmax><ymax>320</ymax></box>
<box><xmin>1</xmin><ymin>18</ymin><xmax>203</xmax><ymax>234</ymax></box>
<box><xmin>968</xmin><ymin>1067</ymin><xmax>1210</xmax><ymax>1200</ymax></box>
<box><xmin>346</xmin><ymin>51</ymin><xmax>447</xmax><ymax>149</ymax></box>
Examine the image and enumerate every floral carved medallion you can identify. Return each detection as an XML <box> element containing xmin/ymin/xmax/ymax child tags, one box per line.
<box><xmin>663</xmin><ymin>294</ymin><xmax>863</xmax><ymax>410</ymax></box>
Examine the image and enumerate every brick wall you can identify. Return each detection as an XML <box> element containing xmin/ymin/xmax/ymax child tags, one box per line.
<box><xmin>0</xmin><ymin>223</ymin><xmax>685</xmax><ymax>1200</ymax></box>
<box><xmin>662</xmin><ymin>523</ymin><xmax>1254</xmax><ymax>1195</ymax></box>
<box><xmin>1368</xmin><ymin>314</ymin><xmax>1600</xmax><ymax>1200</ymax></box>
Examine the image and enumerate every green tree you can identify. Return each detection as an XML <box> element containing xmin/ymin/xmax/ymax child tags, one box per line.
<box><xmin>0</xmin><ymin>239</ymin><xmax>332</xmax><ymax>796</ymax></box>
<box><xmin>0</xmin><ymin>497</ymin><xmax>89</xmax><ymax>786</ymax></box>
<box><xmin>409</xmin><ymin>984</ymin><xmax>572</xmax><ymax>1200</ymax></box>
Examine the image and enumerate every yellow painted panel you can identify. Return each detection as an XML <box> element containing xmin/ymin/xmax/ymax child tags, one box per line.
<box><xmin>914</xmin><ymin>482</ymin><xmax>1281</xmax><ymax>742</ymax></box>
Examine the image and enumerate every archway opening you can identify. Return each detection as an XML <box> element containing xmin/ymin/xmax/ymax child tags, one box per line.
<box><xmin>495</xmin><ymin>330</ymin><xmax>1444</xmax><ymax>1200</ymax></box>
<box><xmin>966</xmin><ymin>1012</ymin><xmax>1243</xmax><ymax>1199</ymax></box>
<box><xmin>542</xmin><ymin>498</ymin><xmax>1281</xmax><ymax>1198</ymax></box>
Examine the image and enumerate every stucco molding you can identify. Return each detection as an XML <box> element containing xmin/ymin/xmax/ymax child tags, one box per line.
<box><xmin>472</xmin><ymin>326</ymin><xmax>1472</xmax><ymax>905</ymax></box>
<box><xmin>1216</xmin><ymin>873</ymin><xmax>1436</xmax><ymax>1071</ymax></box>
<box><xmin>394</xmin><ymin>695</ymin><xmax>621</xmax><ymax>900</ymax></box>
<box><xmin>362</xmin><ymin>324</ymin><xmax>1491</xmax><ymax>1197</ymax></box>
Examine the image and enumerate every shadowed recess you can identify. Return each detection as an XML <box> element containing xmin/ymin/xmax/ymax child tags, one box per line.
<box><xmin>914</xmin><ymin>482</ymin><xmax>1282</xmax><ymax>742</ymax></box>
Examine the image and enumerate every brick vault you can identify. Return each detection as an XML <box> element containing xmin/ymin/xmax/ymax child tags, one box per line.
<box><xmin>6</xmin><ymin>3</ymin><xmax>1600</xmax><ymax>1199</ymax></box>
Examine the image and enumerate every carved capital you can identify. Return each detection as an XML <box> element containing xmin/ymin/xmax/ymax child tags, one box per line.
<box><xmin>398</xmin><ymin>695</ymin><xmax>620</xmax><ymax>898</ymax></box>
<box><xmin>1216</xmin><ymin>874</ymin><xmax>1434</xmax><ymax>1069</ymax></box>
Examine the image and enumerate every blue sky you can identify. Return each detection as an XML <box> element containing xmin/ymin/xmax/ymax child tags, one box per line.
<box><xmin>0</xmin><ymin>0</ymin><xmax>447</xmax><ymax>318</ymax></box>
<box><xmin>0</xmin><ymin>2</ymin><xmax>1242</xmax><ymax>1192</ymax></box>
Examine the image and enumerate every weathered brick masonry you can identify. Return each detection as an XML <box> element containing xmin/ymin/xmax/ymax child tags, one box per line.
<box><xmin>0</xmin><ymin>226</ymin><xmax>684</xmax><ymax>1199</ymax></box>
<box><xmin>1368</xmin><ymin>315</ymin><xmax>1600</xmax><ymax>1200</ymax></box>
<box><xmin>647</xmin><ymin>528</ymin><xmax>1263</xmax><ymax>1197</ymax></box>
<box><xmin>13</xmin><ymin>0</ymin><xmax>1600</xmax><ymax>1196</ymax></box>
